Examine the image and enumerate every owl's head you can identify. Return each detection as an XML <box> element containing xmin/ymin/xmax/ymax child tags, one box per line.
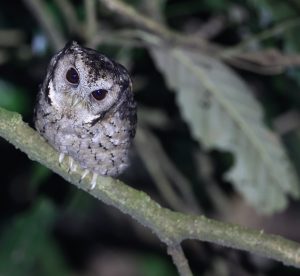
<box><xmin>43</xmin><ymin>41</ymin><xmax>132</xmax><ymax>117</ymax></box>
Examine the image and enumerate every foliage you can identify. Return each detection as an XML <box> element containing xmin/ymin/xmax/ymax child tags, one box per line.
<box><xmin>150</xmin><ymin>46</ymin><xmax>299</xmax><ymax>213</ymax></box>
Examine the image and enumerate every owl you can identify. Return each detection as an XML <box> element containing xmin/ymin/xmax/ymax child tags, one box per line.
<box><xmin>34</xmin><ymin>41</ymin><xmax>137</xmax><ymax>187</ymax></box>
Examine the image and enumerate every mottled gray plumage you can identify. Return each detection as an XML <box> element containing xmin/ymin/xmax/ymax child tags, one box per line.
<box><xmin>34</xmin><ymin>41</ymin><xmax>137</xmax><ymax>177</ymax></box>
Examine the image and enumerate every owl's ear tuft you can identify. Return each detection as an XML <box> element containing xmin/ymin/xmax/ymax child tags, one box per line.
<box><xmin>62</xmin><ymin>41</ymin><xmax>81</xmax><ymax>55</ymax></box>
<box><xmin>64</xmin><ymin>40</ymin><xmax>79</xmax><ymax>49</ymax></box>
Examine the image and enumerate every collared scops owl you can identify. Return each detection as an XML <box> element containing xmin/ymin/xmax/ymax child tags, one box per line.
<box><xmin>34</xmin><ymin>41</ymin><xmax>137</xmax><ymax>177</ymax></box>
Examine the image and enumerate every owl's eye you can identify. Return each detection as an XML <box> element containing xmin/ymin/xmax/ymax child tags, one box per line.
<box><xmin>66</xmin><ymin>67</ymin><xmax>79</xmax><ymax>84</ymax></box>
<box><xmin>92</xmin><ymin>89</ymin><xmax>108</xmax><ymax>101</ymax></box>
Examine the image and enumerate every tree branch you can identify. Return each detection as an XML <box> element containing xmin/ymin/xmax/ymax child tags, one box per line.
<box><xmin>97</xmin><ymin>0</ymin><xmax>221</xmax><ymax>55</ymax></box>
<box><xmin>167</xmin><ymin>245</ymin><xmax>193</xmax><ymax>276</ymax></box>
<box><xmin>97</xmin><ymin>0</ymin><xmax>300</xmax><ymax>75</ymax></box>
<box><xmin>0</xmin><ymin>107</ymin><xmax>300</xmax><ymax>271</ymax></box>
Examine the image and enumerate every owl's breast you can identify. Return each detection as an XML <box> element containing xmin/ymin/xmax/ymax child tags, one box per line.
<box><xmin>36</xmin><ymin>105</ymin><xmax>132</xmax><ymax>176</ymax></box>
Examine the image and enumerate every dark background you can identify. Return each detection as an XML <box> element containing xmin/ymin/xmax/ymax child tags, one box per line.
<box><xmin>0</xmin><ymin>0</ymin><xmax>300</xmax><ymax>275</ymax></box>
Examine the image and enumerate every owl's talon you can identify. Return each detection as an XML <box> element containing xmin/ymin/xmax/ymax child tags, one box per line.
<box><xmin>90</xmin><ymin>173</ymin><xmax>98</xmax><ymax>190</ymax></box>
<box><xmin>59</xmin><ymin>153</ymin><xmax>65</xmax><ymax>164</ymax></box>
<box><xmin>81</xmin><ymin>169</ymin><xmax>89</xmax><ymax>181</ymax></box>
<box><xmin>72</xmin><ymin>164</ymin><xmax>77</xmax><ymax>172</ymax></box>
<box><xmin>68</xmin><ymin>157</ymin><xmax>77</xmax><ymax>172</ymax></box>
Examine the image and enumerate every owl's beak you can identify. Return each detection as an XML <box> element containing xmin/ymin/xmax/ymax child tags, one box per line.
<box><xmin>71</xmin><ymin>96</ymin><xmax>82</xmax><ymax>107</ymax></box>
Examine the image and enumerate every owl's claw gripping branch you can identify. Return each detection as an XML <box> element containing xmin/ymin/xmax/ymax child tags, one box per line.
<box><xmin>68</xmin><ymin>156</ymin><xmax>77</xmax><ymax>172</ymax></box>
<box><xmin>90</xmin><ymin>173</ymin><xmax>98</xmax><ymax>190</ymax></box>
<box><xmin>81</xmin><ymin>169</ymin><xmax>89</xmax><ymax>181</ymax></box>
<box><xmin>59</xmin><ymin>153</ymin><xmax>65</xmax><ymax>164</ymax></box>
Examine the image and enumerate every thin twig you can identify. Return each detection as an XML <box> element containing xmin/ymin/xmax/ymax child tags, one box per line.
<box><xmin>221</xmin><ymin>18</ymin><xmax>300</xmax><ymax>58</ymax></box>
<box><xmin>90</xmin><ymin>28</ymin><xmax>300</xmax><ymax>74</ymax></box>
<box><xmin>223</xmin><ymin>55</ymin><xmax>285</xmax><ymax>75</ymax></box>
<box><xmin>135</xmin><ymin>127</ymin><xmax>191</xmax><ymax>213</ymax></box>
<box><xmin>195</xmin><ymin>15</ymin><xmax>227</xmax><ymax>40</ymax></box>
<box><xmin>139</xmin><ymin>0</ymin><xmax>166</xmax><ymax>22</ymax></box>
<box><xmin>136</xmin><ymin>127</ymin><xmax>202</xmax><ymax>213</ymax></box>
<box><xmin>23</xmin><ymin>0</ymin><xmax>65</xmax><ymax>51</ymax></box>
<box><xmin>91</xmin><ymin>31</ymin><xmax>147</xmax><ymax>48</ymax></box>
<box><xmin>97</xmin><ymin>0</ymin><xmax>221</xmax><ymax>55</ymax></box>
<box><xmin>90</xmin><ymin>28</ymin><xmax>162</xmax><ymax>49</ymax></box>
<box><xmin>162</xmin><ymin>156</ymin><xmax>201</xmax><ymax>213</ymax></box>
<box><xmin>97</xmin><ymin>0</ymin><xmax>300</xmax><ymax>75</ymax></box>
<box><xmin>168</xmin><ymin>245</ymin><xmax>193</xmax><ymax>276</ymax></box>
<box><xmin>194</xmin><ymin>150</ymin><xmax>232</xmax><ymax>215</ymax></box>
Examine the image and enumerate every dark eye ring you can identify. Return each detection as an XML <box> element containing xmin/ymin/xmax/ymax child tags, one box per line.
<box><xmin>66</xmin><ymin>67</ymin><xmax>79</xmax><ymax>84</ymax></box>
<box><xmin>91</xmin><ymin>89</ymin><xmax>108</xmax><ymax>101</ymax></box>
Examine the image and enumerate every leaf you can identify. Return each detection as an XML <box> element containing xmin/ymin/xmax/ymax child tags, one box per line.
<box><xmin>150</xmin><ymin>47</ymin><xmax>300</xmax><ymax>214</ymax></box>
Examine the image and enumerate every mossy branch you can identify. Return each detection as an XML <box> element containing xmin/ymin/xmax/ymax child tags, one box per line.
<box><xmin>0</xmin><ymin>107</ymin><xmax>300</xmax><ymax>273</ymax></box>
